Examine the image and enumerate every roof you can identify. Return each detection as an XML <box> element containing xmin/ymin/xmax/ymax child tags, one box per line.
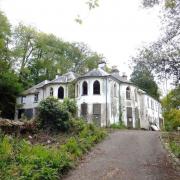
<box><xmin>111</xmin><ymin>73</ymin><xmax>132</xmax><ymax>84</ymax></box>
<box><xmin>50</xmin><ymin>72</ymin><xmax>78</xmax><ymax>83</ymax></box>
<box><xmin>81</xmin><ymin>68</ymin><xmax>110</xmax><ymax>78</ymax></box>
<box><xmin>22</xmin><ymin>80</ymin><xmax>50</xmax><ymax>95</ymax></box>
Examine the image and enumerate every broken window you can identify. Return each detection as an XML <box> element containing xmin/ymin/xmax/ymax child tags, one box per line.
<box><xmin>93</xmin><ymin>80</ymin><xmax>100</xmax><ymax>95</ymax></box>
<box><xmin>82</xmin><ymin>81</ymin><xmax>88</xmax><ymax>95</ymax></box>
<box><xmin>50</xmin><ymin>87</ymin><xmax>53</xmax><ymax>96</ymax></box>
<box><xmin>93</xmin><ymin>104</ymin><xmax>101</xmax><ymax>115</ymax></box>
<box><xmin>58</xmin><ymin>86</ymin><xmax>64</xmax><ymax>99</ymax></box>
<box><xmin>126</xmin><ymin>86</ymin><xmax>131</xmax><ymax>100</ymax></box>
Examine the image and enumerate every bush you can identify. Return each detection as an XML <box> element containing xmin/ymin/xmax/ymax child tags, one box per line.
<box><xmin>63</xmin><ymin>98</ymin><xmax>77</xmax><ymax>117</ymax></box>
<box><xmin>169</xmin><ymin>141</ymin><xmax>180</xmax><ymax>158</ymax></box>
<box><xmin>164</xmin><ymin>109</ymin><xmax>180</xmax><ymax>131</ymax></box>
<box><xmin>38</xmin><ymin>97</ymin><xmax>70</xmax><ymax>131</ymax></box>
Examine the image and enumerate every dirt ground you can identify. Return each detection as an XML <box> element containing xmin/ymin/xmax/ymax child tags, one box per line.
<box><xmin>64</xmin><ymin>130</ymin><xmax>180</xmax><ymax>180</ymax></box>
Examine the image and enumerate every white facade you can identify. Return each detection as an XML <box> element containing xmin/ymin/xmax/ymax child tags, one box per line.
<box><xmin>15</xmin><ymin>67</ymin><xmax>163</xmax><ymax>129</ymax></box>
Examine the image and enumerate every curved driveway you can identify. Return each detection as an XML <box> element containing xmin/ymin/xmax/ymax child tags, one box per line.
<box><xmin>64</xmin><ymin>130</ymin><xmax>179</xmax><ymax>180</ymax></box>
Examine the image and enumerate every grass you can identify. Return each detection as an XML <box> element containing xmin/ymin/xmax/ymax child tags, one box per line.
<box><xmin>110</xmin><ymin>121</ymin><xmax>126</xmax><ymax>129</ymax></box>
<box><xmin>0</xmin><ymin>119</ymin><xmax>107</xmax><ymax>180</ymax></box>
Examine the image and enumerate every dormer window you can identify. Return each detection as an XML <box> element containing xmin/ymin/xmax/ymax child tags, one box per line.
<box><xmin>34</xmin><ymin>93</ymin><xmax>39</xmax><ymax>102</ymax></box>
<box><xmin>58</xmin><ymin>86</ymin><xmax>64</xmax><ymax>99</ymax></box>
<box><xmin>50</xmin><ymin>87</ymin><xmax>53</xmax><ymax>96</ymax></box>
<box><xmin>82</xmin><ymin>81</ymin><xmax>88</xmax><ymax>95</ymax></box>
<box><xmin>126</xmin><ymin>87</ymin><xmax>131</xmax><ymax>100</ymax></box>
<box><xmin>93</xmin><ymin>80</ymin><xmax>100</xmax><ymax>95</ymax></box>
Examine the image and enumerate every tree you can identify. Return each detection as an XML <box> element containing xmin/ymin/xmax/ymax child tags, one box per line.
<box><xmin>135</xmin><ymin>0</ymin><xmax>180</xmax><ymax>86</ymax></box>
<box><xmin>130</xmin><ymin>62</ymin><xmax>160</xmax><ymax>100</ymax></box>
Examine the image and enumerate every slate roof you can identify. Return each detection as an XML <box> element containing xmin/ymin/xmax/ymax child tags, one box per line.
<box><xmin>111</xmin><ymin>73</ymin><xmax>132</xmax><ymax>84</ymax></box>
<box><xmin>22</xmin><ymin>80</ymin><xmax>50</xmax><ymax>95</ymax></box>
<box><xmin>81</xmin><ymin>68</ymin><xmax>110</xmax><ymax>77</ymax></box>
<box><xmin>50</xmin><ymin>72</ymin><xmax>78</xmax><ymax>83</ymax></box>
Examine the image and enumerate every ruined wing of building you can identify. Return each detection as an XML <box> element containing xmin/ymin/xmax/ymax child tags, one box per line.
<box><xmin>15</xmin><ymin>62</ymin><xmax>163</xmax><ymax>130</ymax></box>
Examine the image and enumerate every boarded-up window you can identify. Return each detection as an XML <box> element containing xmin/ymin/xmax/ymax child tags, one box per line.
<box><xmin>93</xmin><ymin>104</ymin><xmax>101</xmax><ymax>115</ymax></box>
<box><xmin>81</xmin><ymin>103</ymin><xmax>87</xmax><ymax>116</ymax></box>
<box><xmin>127</xmin><ymin>107</ymin><xmax>132</xmax><ymax>118</ymax></box>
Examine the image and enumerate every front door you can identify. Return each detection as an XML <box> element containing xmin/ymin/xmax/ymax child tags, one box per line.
<box><xmin>81</xmin><ymin>103</ymin><xmax>88</xmax><ymax>121</ymax></box>
<box><xmin>127</xmin><ymin>107</ymin><xmax>133</xmax><ymax>128</ymax></box>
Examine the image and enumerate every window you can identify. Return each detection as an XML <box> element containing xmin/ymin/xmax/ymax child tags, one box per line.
<box><xmin>134</xmin><ymin>89</ymin><xmax>137</xmax><ymax>101</ymax></box>
<box><xmin>114</xmin><ymin>83</ymin><xmax>117</xmax><ymax>97</ymax></box>
<box><xmin>82</xmin><ymin>81</ymin><xmax>88</xmax><ymax>95</ymax></box>
<box><xmin>58</xmin><ymin>86</ymin><xmax>64</xmax><ymax>99</ymax></box>
<box><xmin>34</xmin><ymin>93</ymin><xmax>39</xmax><ymax>102</ymax></box>
<box><xmin>126</xmin><ymin>87</ymin><xmax>131</xmax><ymax>100</ymax></box>
<box><xmin>50</xmin><ymin>87</ymin><xmax>53</xmax><ymax>96</ymax></box>
<box><xmin>93</xmin><ymin>80</ymin><xmax>100</xmax><ymax>95</ymax></box>
<box><xmin>93</xmin><ymin>104</ymin><xmax>101</xmax><ymax>115</ymax></box>
<box><xmin>76</xmin><ymin>84</ymin><xmax>79</xmax><ymax>97</ymax></box>
<box><xmin>147</xmin><ymin>97</ymin><xmax>149</xmax><ymax>108</ymax></box>
<box><xmin>81</xmin><ymin>103</ymin><xmax>87</xmax><ymax>117</ymax></box>
<box><xmin>21</xmin><ymin>96</ymin><xmax>26</xmax><ymax>104</ymax></box>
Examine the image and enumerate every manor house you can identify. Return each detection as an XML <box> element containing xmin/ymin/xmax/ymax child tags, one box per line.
<box><xmin>15</xmin><ymin>62</ymin><xmax>163</xmax><ymax>129</ymax></box>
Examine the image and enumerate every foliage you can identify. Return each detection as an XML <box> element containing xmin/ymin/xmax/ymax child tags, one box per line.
<box><xmin>169</xmin><ymin>140</ymin><xmax>180</xmax><ymax>158</ymax></box>
<box><xmin>63</xmin><ymin>98</ymin><xmax>77</xmax><ymax>117</ymax></box>
<box><xmin>110</xmin><ymin>121</ymin><xmax>126</xmax><ymax>129</ymax></box>
<box><xmin>130</xmin><ymin>62</ymin><xmax>160</xmax><ymax>100</ymax></box>
<box><xmin>163</xmin><ymin>109</ymin><xmax>180</xmax><ymax>131</ymax></box>
<box><xmin>0</xmin><ymin>119</ymin><xmax>107</xmax><ymax>179</ymax></box>
<box><xmin>38</xmin><ymin>97</ymin><xmax>70</xmax><ymax>131</ymax></box>
<box><xmin>161</xmin><ymin>86</ymin><xmax>180</xmax><ymax>131</ymax></box>
<box><xmin>135</xmin><ymin>0</ymin><xmax>180</xmax><ymax>85</ymax></box>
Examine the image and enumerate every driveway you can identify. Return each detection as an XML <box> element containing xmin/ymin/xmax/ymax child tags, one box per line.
<box><xmin>64</xmin><ymin>130</ymin><xmax>179</xmax><ymax>180</ymax></box>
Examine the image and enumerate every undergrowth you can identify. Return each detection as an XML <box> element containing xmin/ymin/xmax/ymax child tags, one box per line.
<box><xmin>0</xmin><ymin>118</ymin><xmax>107</xmax><ymax>180</ymax></box>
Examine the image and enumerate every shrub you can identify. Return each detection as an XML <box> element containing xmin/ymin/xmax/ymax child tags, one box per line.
<box><xmin>164</xmin><ymin>109</ymin><xmax>180</xmax><ymax>131</ymax></box>
<box><xmin>169</xmin><ymin>141</ymin><xmax>180</xmax><ymax>158</ymax></box>
<box><xmin>38</xmin><ymin>97</ymin><xmax>70</xmax><ymax>131</ymax></box>
<box><xmin>63</xmin><ymin>98</ymin><xmax>77</xmax><ymax>117</ymax></box>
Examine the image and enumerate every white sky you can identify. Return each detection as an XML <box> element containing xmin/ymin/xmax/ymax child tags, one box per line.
<box><xmin>0</xmin><ymin>0</ymin><xmax>162</xmax><ymax>77</ymax></box>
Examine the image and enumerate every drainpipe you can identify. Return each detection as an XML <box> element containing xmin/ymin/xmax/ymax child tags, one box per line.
<box><xmin>119</xmin><ymin>83</ymin><xmax>121</xmax><ymax>123</ymax></box>
<box><xmin>106</xmin><ymin>77</ymin><xmax>108</xmax><ymax>127</ymax></box>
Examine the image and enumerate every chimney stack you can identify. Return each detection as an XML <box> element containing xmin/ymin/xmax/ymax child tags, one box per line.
<box><xmin>98</xmin><ymin>60</ymin><xmax>106</xmax><ymax>70</ymax></box>
<box><xmin>122</xmin><ymin>72</ymin><xmax>127</xmax><ymax>81</ymax></box>
<box><xmin>111</xmin><ymin>65</ymin><xmax>120</xmax><ymax>76</ymax></box>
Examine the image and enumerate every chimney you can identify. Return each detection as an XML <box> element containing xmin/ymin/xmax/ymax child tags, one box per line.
<box><xmin>98</xmin><ymin>60</ymin><xmax>106</xmax><ymax>70</ymax></box>
<box><xmin>122</xmin><ymin>72</ymin><xmax>127</xmax><ymax>81</ymax></box>
<box><xmin>111</xmin><ymin>65</ymin><xmax>120</xmax><ymax>76</ymax></box>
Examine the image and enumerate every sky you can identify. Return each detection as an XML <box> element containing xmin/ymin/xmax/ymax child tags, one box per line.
<box><xmin>0</xmin><ymin>0</ymin><xmax>162</xmax><ymax>77</ymax></box>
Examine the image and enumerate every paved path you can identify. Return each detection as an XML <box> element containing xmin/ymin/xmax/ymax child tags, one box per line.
<box><xmin>64</xmin><ymin>130</ymin><xmax>179</xmax><ymax>180</ymax></box>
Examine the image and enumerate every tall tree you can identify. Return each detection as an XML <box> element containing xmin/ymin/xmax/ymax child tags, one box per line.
<box><xmin>130</xmin><ymin>62</ymin><xmax>160</xmax><ymax>100</ymax></box>
<box><xmin>135</xmin><ymin>0</ymin><xmax>180</xmax><ymax>85</ymax></box>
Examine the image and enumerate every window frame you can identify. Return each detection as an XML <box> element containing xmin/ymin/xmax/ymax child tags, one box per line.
<box><xmin>82</xmin><ymin>81</ymin><xmax>88</xmax><ymax>95</ymax></box>
<box><xmin>93</xmin><ymin>80</ymin><xmax>100</xmax><ymax>95</ymax></box>
<box><xmin>58</xmin><ymin>86</ymin><xmax>64</xmax><ymax>99</ymax></box>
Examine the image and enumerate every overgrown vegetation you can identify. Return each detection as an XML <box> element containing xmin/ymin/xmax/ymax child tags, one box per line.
<box><xmin>110</xmin><ymin>121</ymin><xmax>126</xmax><ymax>129</ymax></box>
<box><xmin>38</xmin><ymin>97</ymin><xmax>77</xmax><ymax>131</ymax></box>
<box><xmin>169</xmin><ymin>141</ymin><xmax>180</xmax><ymax>158</ymax></box>
<box><xmin>161</xmin><ymin>86</ymin><xmax>180</xmax><ymax>131</ymax></box>
<box><xmin>0</xmin><ymin>118</ymin><xmax>107</xmax><ymax>179</ymax></box>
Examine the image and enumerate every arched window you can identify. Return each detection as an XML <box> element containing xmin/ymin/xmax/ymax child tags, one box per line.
<box><xmin>58</xmin><ymin>86</ymin><xmax>64</xmax><ymax>99</ymax></box>
<box><xmin>50</xmin><ymin>87</ymin><xmax>53</xmax><ymax>96</ymax></box>
<box><xmin>126</xmin><ymin>86</ymin><xmax>131</xmax><ymax>100</ymax></box>
<box><xmin>82</xmin><ymin>81</ymin><xmax>88</xmax><ymax>95</ymax></box>
<box><xmin>93</xmin><ymin>80</ymin><xmax>100</xmax><ymax>95</ymax></box>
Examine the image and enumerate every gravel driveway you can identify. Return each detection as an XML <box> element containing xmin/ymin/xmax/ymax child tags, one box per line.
<box><xmin>64</xmin><ymin>130</ymin><xmax>180</xmax><ymax>180</ymax></box>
